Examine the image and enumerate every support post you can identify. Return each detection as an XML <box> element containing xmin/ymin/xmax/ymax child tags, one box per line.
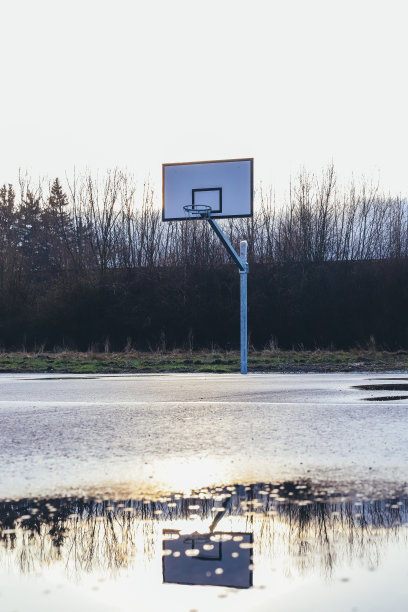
<box><xmin>240</xmin><ymin>241</ymin><xmax>248</xmax><ymax>375</ymax></box>
<box><xmin>206</xmin><ymin>217</ymin><xmax>248</xmax><ymax>374</ymax></box>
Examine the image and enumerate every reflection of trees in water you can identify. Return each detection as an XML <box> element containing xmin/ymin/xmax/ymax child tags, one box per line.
<box><xmin>0</xmin><ymin>499</ymin><xmax>147</xmax><ymax>577</ymax></box>
<box><xmin>239</xmin><ymin>484</ymin><xmax>407</xmax><ymax>579</ymax></box>
<box><xmin>0</xmin><ymin>483</ymin><xmax>406</xmax><ymax>579</ymax></box>
<box><xmin>253</xmin><ymin>500</ymin><xmax>398</xmax><ymax>579</ymax></box>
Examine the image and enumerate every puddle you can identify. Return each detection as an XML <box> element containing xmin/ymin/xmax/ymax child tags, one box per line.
<box><xmin>353</xmin><ymin>382</ymin><xmax>408</xmax><ymax>401</ymax></box>
<box><xmin>353</xmin><ymin>383</ymin><xmax>408</xmax><ymax>391</ymax></box>
<box><xmin>363</xmin><ymin>395</ymin><xmax>408</xmax><ymax>402</ymax></box>
<box><xmin>1</xmin><ymin>482</ymin><xmax>407</xmax><ymax>611</ymax></box>
<box><xmin>366</xmin><ymin>377</ymin><xmax>408</xmax><ymax>381</ymax></box>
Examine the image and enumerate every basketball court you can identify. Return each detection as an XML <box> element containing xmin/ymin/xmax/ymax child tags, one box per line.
<box><xmin>1</xmin><ymin>371</ymin><xmax>408</xmax><ymax>611</ymax></box>
<box><xmin>1</xmin><ymin>159</ymin><xmax>407</xmax><ymax>610</ymax></box>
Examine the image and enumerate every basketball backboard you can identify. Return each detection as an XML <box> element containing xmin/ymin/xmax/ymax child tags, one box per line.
<box><xmin>162</xmin><ymin>158</ymin><xmax>253</xmax><ymax>221</ymax></box>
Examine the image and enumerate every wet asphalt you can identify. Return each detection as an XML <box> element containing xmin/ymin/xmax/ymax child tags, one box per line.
<box><xmin>1</xmin><ymin>372</ymin><xmax>407</xmax><ymax>499</ymax></box>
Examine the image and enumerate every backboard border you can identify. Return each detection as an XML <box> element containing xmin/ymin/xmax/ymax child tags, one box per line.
<box><xmin>162</xmin><ymin>157</ymin><xmax>254</xmax><ymax>222</ymax></box>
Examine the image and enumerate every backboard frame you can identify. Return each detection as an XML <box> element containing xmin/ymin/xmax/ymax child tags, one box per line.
<box><xmin>162</xmin><ymin>158</ymin><xmax>254</xmax><ymax>221</ymax></box>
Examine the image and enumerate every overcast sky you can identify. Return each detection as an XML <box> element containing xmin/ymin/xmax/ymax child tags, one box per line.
<box><xmin>1</xmin><ymin>0</ymin><xmax>407</xmax><ymax>196</ymax></box>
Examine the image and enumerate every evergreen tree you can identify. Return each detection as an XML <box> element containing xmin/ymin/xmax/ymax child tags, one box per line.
<box><xmin>0</xmin><ymin>184</ymin><xmax>16</xmax><ymax>289</ymax></box>
<box><xmin>41</xmin><ymin>178</ymin><xmax>73</xmax><ymax>272</ymax></box>
<box><xmin>17</xmin><ymin>189</ymin><xmax>42</xmax><ymax>268</ymax></box>
<box><xmin>48</xmin><ymin>177</ymin><xmax>68</xmax><ymax>210</ymax></box>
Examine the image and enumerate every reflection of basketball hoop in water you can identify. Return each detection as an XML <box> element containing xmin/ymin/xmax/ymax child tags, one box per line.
<box><xmin>183</xmin><ymin>204</ymin><xmax>213</xmax><ymax>218</ymax></box>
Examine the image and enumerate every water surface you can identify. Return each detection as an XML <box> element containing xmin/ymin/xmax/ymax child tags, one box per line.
<box><xmin>1</xmin><ymin>482</ymin><xmax>407</xmax><ymax>611</ymax></box>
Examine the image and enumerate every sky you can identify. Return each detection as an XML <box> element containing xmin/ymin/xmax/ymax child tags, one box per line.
<box><xmin>1</xmin><ymin>0</ymin><xmax>407</xmax><ymax>197</ymax></box>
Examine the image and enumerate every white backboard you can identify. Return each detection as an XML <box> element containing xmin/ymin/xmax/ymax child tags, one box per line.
<box><xmin>162</xmin><ymin>158</ymin><xmax>253</xmax><ymax>221</ymax></box>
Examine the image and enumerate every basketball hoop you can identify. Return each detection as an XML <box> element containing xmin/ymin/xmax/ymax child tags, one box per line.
<box><xmin>162</xmin><ymin>158</ymin><xmax>253</xmax><ymax>374</ymax></box>
<box><xmin>183</xmin><ymin>204</ymin><xmax>212</xmax><ymax>218</ymax></box>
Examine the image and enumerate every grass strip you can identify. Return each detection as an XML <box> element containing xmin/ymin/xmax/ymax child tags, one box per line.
<box><xmin>0</xmin><ymin>349</ymin><xmax>407</xmax><ymax>374</ymax></box>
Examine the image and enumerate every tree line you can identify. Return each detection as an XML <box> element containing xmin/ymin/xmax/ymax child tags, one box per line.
<box><xmin>0</xmin><ymin>167</ymin><xmax>407</xmax><ymax>351</ymax></box>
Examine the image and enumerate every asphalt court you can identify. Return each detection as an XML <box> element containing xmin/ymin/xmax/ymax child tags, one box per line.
<box><xmin>1</xmin><ymin>372</ymin><xmax>407</xmax><ymax>500</ymax></box>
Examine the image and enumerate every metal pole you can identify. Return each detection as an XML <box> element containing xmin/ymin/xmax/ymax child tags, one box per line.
<box><xmin>240</xmin><ymin>241</ymin><xmax>248</xmax><ymax>375</ymax></box>
<box><xmin>206</xmin><ymin>218</ymin><xmax>248</xmax><ymax>374</ymax></box>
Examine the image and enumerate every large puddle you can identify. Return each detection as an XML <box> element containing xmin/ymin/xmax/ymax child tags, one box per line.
<box><xmin>1</xmin><ymin>482</ymin><xmax>407</xmax><ymax>611</ymax></box>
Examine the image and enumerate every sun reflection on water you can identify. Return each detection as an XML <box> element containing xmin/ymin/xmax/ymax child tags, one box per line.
<box><xmin>141</xmin><ymin>457</ymin><xmax>234</xmax><ymax>496</ymax></box>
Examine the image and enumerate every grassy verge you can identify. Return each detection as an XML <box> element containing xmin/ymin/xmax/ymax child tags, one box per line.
<box><xmin>0</xmin><ymin>349</ymin><xmax>407</xmax><ymax>374</ymax></box>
